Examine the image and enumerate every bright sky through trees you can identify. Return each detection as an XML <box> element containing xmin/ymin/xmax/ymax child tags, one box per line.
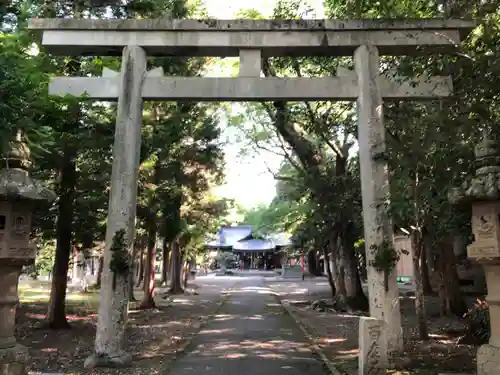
<box><xmin>204</xmin><ymin>0</ymin><xmax>324</xmax><ymax>209</ymax></box>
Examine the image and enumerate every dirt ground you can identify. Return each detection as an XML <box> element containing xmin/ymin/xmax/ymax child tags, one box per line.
<box><xmin>15</xmin><ymin>279</ymin><xmax>232</xmax><ymax>375</ymax></box>
<box><xmin>266</xmin><ymin>279</ymin><xmax>477</xmax><ymax>375</ymax></box>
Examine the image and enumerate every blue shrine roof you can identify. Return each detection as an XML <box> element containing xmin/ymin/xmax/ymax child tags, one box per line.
<box><xmin>205</xmin><ymin>225</ymin><xmax>253</xmax><ymax>248</ymax></box>
<box><xmin>232</xmin><ymin>239</ymin><xmax>276</xmax><ymax>252</ymax></box>
<box><xmin>205</xmin><ymin>226</ymin><xmax>293</xmax><ymax>252</ymax></box>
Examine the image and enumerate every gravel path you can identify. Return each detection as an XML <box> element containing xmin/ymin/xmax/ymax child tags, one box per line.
<box><xmin>166</xmin><ymin>277</ymin><xmax>330</xmax><ymax>375</ymax></box>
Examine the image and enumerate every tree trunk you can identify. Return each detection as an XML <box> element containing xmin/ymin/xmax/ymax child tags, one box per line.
<box><xmin>329</xmin><ymin>242</ymin><xmax>354</xmax><ymax>311</ymax></box>
<box><xmin>135</xmin><ymin>247</ymin><xmax>144</xmax><ymax>288</ymax></box>
<box><xmin>315</xmin><ymin>252</ymin><xmax>322</xmax><ymax>275</ymax></box>
<box><xmin>183</xmin><ymin>260</ymin><xmax>189</xmax><ymax>289</ymax></box>
<box><xmin>421</xmin><ymin>247</ymin><xmax>434</xmax><ymax>295</ymax></box>
<box><xmin>331</xmin><ymin>238</ymin><xmax>347</xmax><ymax>296</ymax></box>
<box><xmin>341</xmin><ymin>230</ymin><xmax>369</xmax><ymax>311</ymax></box>
<box><xmin>134</xmin><ymin>250</ymin><xmax>140</xmax><ymax>282</ymax></box>
<box><xmin>441</xmin><ymin>237</ymin><xmax>467</xmax><ymax>316</ymax></box>
<box><xmin>452</xmin><ymin>235</ymin><xmax>466</xmax><ymax>258</ymax></box>
<box><xmin>128</xmin><ymin>244</ymin><xmax>139</xmax><ymax>302</ymax></box>
<box><xmin>161</xmin><ymin>241</ymin><xmax>170</xmax><ymax>285</ymax></box>
<box><xmin>139</xmin><ymin>217</ymin><xmax>157</xmax><ymax>309</ymax></box>
<box><xmin>358</xmin><ymin>243</ymin><xmax>367</xmax><ymax>282</ymax></box>
<box><xmin>168</xmin><ymin>249</ymin><xmax>174</xmax><ymax>278</ymax></box>
<box><xmin>323</xmin><ymin>243</ymin><xmax>336</xmax><ymax>297</ymax></box>
<box><xmin>169</xmin><ymin>241</ymin><xmax>183</xmax><ymax>294</ymax></box>
<box><xmin>47</xmin><ymin>145</ymin><xmax>76</xmax><ymax>330</ymax></box>
<box><xmin>307</xmin><ymin>250</ymin><xmax>320</xmax><ymax>276</ymax></box>
<box><xmin>412</xmin><ymin>231</ymin><xmax>429</xmax><ymax>340</ymax></box>
<box><xmin>95</xmin><ymin>256</ymin><xmax>104</xmax><ymax>288</ymax></box>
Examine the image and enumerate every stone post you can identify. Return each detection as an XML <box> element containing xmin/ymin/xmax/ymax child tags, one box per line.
<box><xmin>0</xmin><ymin>132</ymin><xmax>55</xmax><ymax>375</ymax></box>
<box><xmin>84</xmin><ymin>45</ymin><xmax>146</xmax><ymax>368</ymax></box>
<box><xmin>239</xmin><ymin>49</ymin><xmax>262</xmax><ymax>77</ymax></box>
<box><xmin>449</xmin><ymin>132</ymin><xmax>500</xmax><ymax>375</ymax></box>
<box><xmin>354</xmin><ymin>44</ymin><xmax>403</xmax><ymax>358</ymax></box>
<box><xmin>358</xmin><ymin>317</ymin><xmax>388</xmax><ymax>375</ymax></box>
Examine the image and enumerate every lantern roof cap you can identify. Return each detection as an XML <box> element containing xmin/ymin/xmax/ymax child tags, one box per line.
<box><xmin>0</xmin><ymin>132</ymin><xmax>55</xmax><ymax>202</ymax></box>
<box><xmin>449</xmin><ymin>129</ymin><xmax>500</xmax><ymax>205</ymax></box>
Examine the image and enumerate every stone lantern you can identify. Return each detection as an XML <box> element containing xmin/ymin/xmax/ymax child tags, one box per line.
<box><xmin>449</xmin><ymin>130</ymin><xmax>500</xmax><ymax>375</ymax></box>
<box><xmin>0</xmin><ymin>131</ymin><xmax>55</xmax><ymax>375</ymax></box>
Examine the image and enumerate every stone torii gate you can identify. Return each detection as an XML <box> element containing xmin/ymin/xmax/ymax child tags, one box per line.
<box><xmin>29</xmin><ymin>18</ymin><xmax>474</xmax><ymax>370</ymax></box>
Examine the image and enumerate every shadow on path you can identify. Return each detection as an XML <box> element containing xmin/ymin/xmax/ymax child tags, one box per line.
<box><xmin>166</xmin><ymin>278</ymin><xmax>330</xmax><ymax>375</ymax></box>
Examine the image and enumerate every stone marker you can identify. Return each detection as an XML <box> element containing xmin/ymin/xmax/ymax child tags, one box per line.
<box><xmin>358</xmin><ymin>317</ymin><xmax>388</xmax><ymax>375</ymax></box>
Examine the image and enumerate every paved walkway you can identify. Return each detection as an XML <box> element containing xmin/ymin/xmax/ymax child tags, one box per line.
<box><xmin>166</xmin><ymin>277</ymin><xmax>330</xmax><ymax>375</ymax></box>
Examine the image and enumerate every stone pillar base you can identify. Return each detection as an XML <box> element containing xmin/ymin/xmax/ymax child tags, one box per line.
<box><xmin>83</xmin><ymin>351</ymin><xmax>132</xmax><ymax>369</ymax></box>
<box><xmin>0</xmin><ymin>344</ymin><xmax>29</xmax><ymax>375</ymax></box>
<box><xmin>477</xmin><ymin>343</ymin><xmax>500</xmax><ymax>375</ymax></box>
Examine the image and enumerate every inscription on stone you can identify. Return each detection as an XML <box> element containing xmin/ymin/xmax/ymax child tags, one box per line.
<box><xmin>367</xmin><ymin>326</ymin><xmax>381</xmax><ymax>372</ymax></box>
<box><xmin>468</xmin><ymin>243</ymin><xmax>500</xmax><ymax>259</ymax></box>
<box><xmin>359</xmin><ymin>317</ymin><xmax>388</xmax><ymax>375</ymax></box>
<box><xmin>0</xmin><ymin>247</ymin><xmax>35</xmax><ymax>259</ymax></box>
<box><xmin>477</xmin><ymin>343</ymin><xmax>500</xmax><ymax>375</ymax></box>
<box><xmin>473</xmin><ymin>214</ymin><xmax>496</xmax><ymax>240</ymax></box>
<box><xmin>12</xmin><ymin>248</ymin><xmax>35</xmax><ymax>258</ymax></box>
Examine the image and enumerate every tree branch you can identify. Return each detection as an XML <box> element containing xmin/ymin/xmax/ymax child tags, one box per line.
<box><xmin>262</xmin><ymin>161</ymin><xmax>297</xmax><ymax>182</ymax></box>
<box><xmin>262</xmin><ymin>58</ymin><xmax>325</xmax><ymax>180</ymax></box>
<box><xmin>290</xmin><ymin>60</ymin><xmax>346</xmax><ymax>158</ymax></box>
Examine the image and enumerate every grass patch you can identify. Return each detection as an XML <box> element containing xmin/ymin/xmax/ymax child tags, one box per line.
<box><xmin>18</xmin><ymin>281</ymin><xmax>148</xmax><ymax>311</ymax></box>
<box><xmin>18</xmin><ymin>283</ymin><xmax>100</xmax><ymax>309</ymax></box>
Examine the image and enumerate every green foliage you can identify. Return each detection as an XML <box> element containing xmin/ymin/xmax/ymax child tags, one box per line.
<box><xmin>370</xmin><ymin>240</ymin><xmax>408</xmax><ymax>291</ymax></box>
<box><xmin>0</xmin><ymin>32</ymin><xmax>55</xmax><ymax>157</ymax></box>
<box><xmin>231</xmin><ymin>0</ymin><xmax>499</xmax><ymax>301</ymax></box>
<box><xmin>109</xmin><ymin>229</ymin><xmax>130</xmax><ymax>290</ymax></box>
<box><xmin>463</xmin><ymin>299</ymin><xmax>490</xmax><ymax>344</ymax></box>
<box><xmin>35</xmin><ymin>241</ymin><xmax>56</xmax><ymax>276</ymax></box>
<box><xmin>370</xmin><ymin>240</ymin><xmax>400</xmax><ymax>273</ymax></box>
<box><xmin>109</xmin><ymin>229</ymin><xmax>130</xmax><ymax>275</ymax></box>
<box><xmin>241</xmin><ymin>198</ymin><xmax>306</xmax><ymax>235</ymax></box>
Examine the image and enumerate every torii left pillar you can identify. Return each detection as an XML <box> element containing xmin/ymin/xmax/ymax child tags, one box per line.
<box><xmin>84</xmin><ymin>45</ymin><xmax>146</xmax><ymax>368</ymax></box>
<box><xmin>355</xmin><ymin>44</ymin><xmax>400</xmax><ymax>374</ymax></box>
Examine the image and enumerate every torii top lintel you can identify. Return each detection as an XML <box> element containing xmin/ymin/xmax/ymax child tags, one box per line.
<box><xmin>28</xmin><ymin>18</ymin><xmax>476</xmax><ymax>57</ymax></box>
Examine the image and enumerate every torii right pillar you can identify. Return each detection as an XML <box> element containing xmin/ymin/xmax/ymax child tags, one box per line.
<box><xmin>354</xmin><ymin>44</ymin><xmax>401</xmax><ymax>367</ymax></box>
<box><xmin>449</xmin><ymin>132</ymin><xmax>500</xmax><ymax>375</ymax></box>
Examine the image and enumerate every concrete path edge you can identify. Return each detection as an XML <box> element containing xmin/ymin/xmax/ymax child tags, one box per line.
<box><xmin>267</xmin><ymin>285</ymin><xmax>346</xmax><ymax>375</ymax></box>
